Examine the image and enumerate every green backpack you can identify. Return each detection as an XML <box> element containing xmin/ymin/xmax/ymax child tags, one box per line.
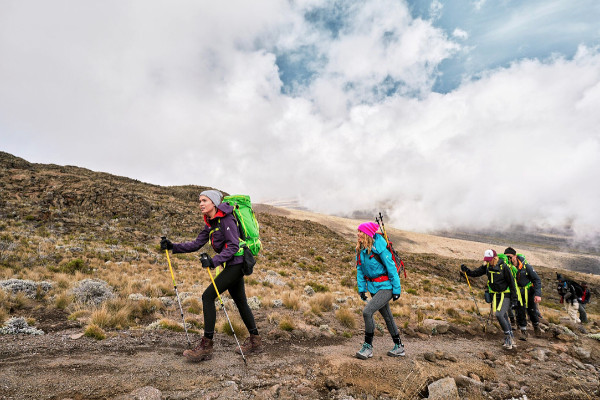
<box><xmin>222</xmin><ymin>195</ymin><xmax>262</xmax><ymax>256</ymax></box>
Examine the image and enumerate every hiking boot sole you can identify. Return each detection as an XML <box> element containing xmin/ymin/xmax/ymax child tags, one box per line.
<box><xmin>356</xmin><ymin>352</ymin><xmax>373</xmax><ymax>360</ymax></box>
<box><xmin>183</xmin><ymin>352</ymin><xmax>213</xmax><ymax>362</ymax></box>
<box><xmin>387</xmin><ymin>350</ymin><xmax>405</xmax><ymax>357</ymax></box>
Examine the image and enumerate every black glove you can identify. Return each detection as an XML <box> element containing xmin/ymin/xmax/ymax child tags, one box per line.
<box><xmin>359</xmin><ymin>292</ymin><xmax>367</xmax><ymax>301</ymax></box>
<box><xmin>392</xmin><ymin>293</ymin><xmax>400</xmax><ymax>301</ymax></box>
<box><xmin>460</xmin><ymin>264</ymin><xmax>468</xmax><ymax>273</ymax></box>
<box><xmin>200</xmin><ymin>253</ymin><xmax>216</xmax><ymax>269</ymax></box>
<box><xmin>160</xmin><ymin>237</ymin><xmax>173</xmax><ymax>251</ymax></box>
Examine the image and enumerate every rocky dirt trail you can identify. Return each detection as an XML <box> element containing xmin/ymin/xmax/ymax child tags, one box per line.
<box><xmin>2</xmin><ymin>319</ymin><xmax>599</xmax><ymax>400</ymax></box>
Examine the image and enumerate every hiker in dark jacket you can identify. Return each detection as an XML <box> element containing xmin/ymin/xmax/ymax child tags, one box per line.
<box><xmin>557</xmin><ymin>273</ymin><xmax>589</xmax><ymax>323</ymax></box>
<box><xmin>355</xmin><ymin>221</ymin><xmax>404</xmax><ymax>360</ymax></box>
<box><xmin>160</xmin><ymin>190</ymin><xmax>261</xmax><ymax>361</ymax></box>
<box><xmin>503</xmin><ymin>247</ymin><xmax>542</xmax><ymax>338</ymax></box>
<box><xmin>578</xmin><ymin>282</ymin><xmax>590</xmax><ymax>323</ymax></box>
<box><xmin>461</xmin><ymin>249</ymin><xmax>519</xmax><ymax>349</ymax></box>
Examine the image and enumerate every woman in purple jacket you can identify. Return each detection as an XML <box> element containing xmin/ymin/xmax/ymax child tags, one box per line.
<box><xmin>160</xmin><ymin>190</ymin><xmax>261</xmax><ymax>362</ymax></box>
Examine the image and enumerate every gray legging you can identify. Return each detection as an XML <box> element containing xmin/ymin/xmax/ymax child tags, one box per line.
<box><xmin>493</xmin><ymin>293</ymin><xmax>513</xmax><ymax>334</ymax></box>
<box><xmin>363</xmin><ymin>289</ymin><xmax>399</xmax><ymax>336</ymax></box>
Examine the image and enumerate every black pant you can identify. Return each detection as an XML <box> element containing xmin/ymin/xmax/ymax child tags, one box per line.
<box><xmin>515</xmin><ymin>287</ymin><xmax>540</xmax><ymax>329</ymax></box>
<box><xmin>202</xmin><ymin>263</ymin><xmax>257</xmax><ymax>335</ymax></box>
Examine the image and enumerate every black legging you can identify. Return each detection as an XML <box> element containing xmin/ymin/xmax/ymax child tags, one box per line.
<box><xmin>201</xmin><ymin>263</ymin><xmax>257</xmax><ymax>335</ymax></box>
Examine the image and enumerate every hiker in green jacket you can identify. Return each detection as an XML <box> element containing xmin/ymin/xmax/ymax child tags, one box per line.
<box><xmin>461</xmin><ymin>249</ymin><xmax>519</xmax><ymax>349</ymax></box>
<box><xmin>503</xmin><ymin>247</ymin><xmax>542</xmax><ymax>339</ymax></box>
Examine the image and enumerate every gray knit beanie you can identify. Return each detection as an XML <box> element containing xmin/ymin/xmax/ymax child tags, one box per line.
<box><xmin>199</xmin><ymin>190</ymin><xmax>223</xmax><ymax>207</ymax></box>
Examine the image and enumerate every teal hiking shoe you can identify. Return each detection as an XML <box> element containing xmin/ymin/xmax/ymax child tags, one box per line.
<box><xmin>356</xmin><ymin>342</ymin><xmax>373</xmax><ymax>360</ymax></box>
<box><xmin>387</xmin><ymin>343</ymin><xmax>405</xmax><ymax>357</ymax></box>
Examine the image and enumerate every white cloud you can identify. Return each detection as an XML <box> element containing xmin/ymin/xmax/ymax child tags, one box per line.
<box><xmin>429</xmin><ymin>0</ymin><xmax>444</xmax><ymax>21</ymax></box>
<box><xmin>452</xmin><ymin>28</ymin><xmax>469</xmax><ymax>40</ymax></box>
<box><xmin>1</xmin><ymin>1</ymin><xmax>599</xmax><ymax>242</ymax></box>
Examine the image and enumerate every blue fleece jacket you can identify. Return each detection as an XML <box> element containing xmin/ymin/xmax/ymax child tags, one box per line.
<box><xmin>356</xmin><ymin>234</ymin><xmax>401</xmax><ymax>295</ymax></box>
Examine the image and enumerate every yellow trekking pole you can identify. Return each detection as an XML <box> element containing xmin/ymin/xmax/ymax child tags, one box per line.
<box><xmin>464</xmin><ymin>272</ymin><xmax>482</xmax><ymax>316</ymax></box>
<box><xmin>200</xmin><ymin>253</ymin><xmax>247</xmax><ymax>365</ymax></box>
<box><xmin>162</xmin><ymin>237</ymin><xmax>191</xmax><ymax>348</ymax></box>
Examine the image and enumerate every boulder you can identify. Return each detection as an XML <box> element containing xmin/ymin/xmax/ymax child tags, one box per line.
<box><xmin>426</xmin><ymin>377</ymin><xmax>459</xmax><ymax>400</ymax></box>
<box><xmin>423</xmin><ymin>319</ymin><xmax>450</xmax><ymax>334</ymax></box>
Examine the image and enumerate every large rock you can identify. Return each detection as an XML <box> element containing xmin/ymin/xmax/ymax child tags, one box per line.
<box><xmin>129</xmin><ymin>386</ymin><xmax>161</xmax><ymax>400</ymax></box>
<box><xmin>422</xmin><ymin>319</ymin><xmax>450</xmax><ymax>334</ymax></box>
<box><xmin>454</xmin><ymin>375</ymin><xmax>483</xmax><ymax>388</ymax></box>
<box><xmin>426</xmin><ymin>377</ymin><xmax>459</xmax><ymax>400</ymax></box>
<box><xmin>573</xmin><ymin>346</ymin><xmax>591</xmax><ymax>360</ymax></box>
<box><xmin>247</xmin><ymin>296</ymin><xmax>261</xmax><ymax>310</ymax></box>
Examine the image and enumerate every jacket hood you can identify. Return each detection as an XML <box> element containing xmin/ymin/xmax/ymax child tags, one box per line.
<box><xmin>372</xmin><ymin>234</ymin><xmax>388</xmax><ymax>254</ymax></box>
<box><xmin>216</xmin><ymin>202</ymin><xmax>234</xmax><ymax>215</ymax></box>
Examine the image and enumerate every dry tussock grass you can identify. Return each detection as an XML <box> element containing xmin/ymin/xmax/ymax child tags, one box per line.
<box><xmin>282</xmin><ymin>291</ymin><xmax>300</xmax><ymax>311</ymax></box>
<box><xmin>335</xmin><ymin>308</ymin><xmax>356</xmax><ymax>328</ymax></box>
<box><xmin>0</xmin><ymin>307</ymin><xmax>7</xmax><ymax>324</ymax></box>
<box><xmin>220</xmin><ymin>315</ymin><xmax>248</xmax><ymax>338</ymax></box>
<box><xmin>183</xmin><ymin>297</ymin><xmax>202</xmax><ymax>315</ymax></box>
<box><xmin>309</xmin><ymin>293</ymin><xmax>334</xmax><ymax>316</ymax></box>
<box><xmin>279</xmin><ymin>315</ymin><xmax>295</xmax><ymax>331</ymax></box>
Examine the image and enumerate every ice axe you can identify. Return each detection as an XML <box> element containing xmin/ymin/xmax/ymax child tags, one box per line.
<box><xmin>162</xmin><ymin>237</ymin><xmax>191</xmax><ymax>348</ymax></box>
<box><xmin>200</xmin><ymin>253</ymin><xmax>247</xmax><ymax>365</ymax></box>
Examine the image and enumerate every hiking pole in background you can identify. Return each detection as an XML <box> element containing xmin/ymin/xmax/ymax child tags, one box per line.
<box><xmin>464</xmin><ymin>272</ymin><xmax>481</xmax><ymax>316</ymax></box>
<box><xmin>376</xmin><ymin>213</ymin><xmax>407</xmax><ymax>279</ymax></box>
<box><xmin>200</xmin><ymin>253</ymin><xmax>247</xmax><ymax>365</ymax></box>
<box><xmin>162</xmin><ymin>237</ymin><xmax>191</xmax><ymax>348</ymax></box>
<box><xmin>462</xmin><ymin>270</ymin><xmax>490</xmax><ymax>332</ymax></box>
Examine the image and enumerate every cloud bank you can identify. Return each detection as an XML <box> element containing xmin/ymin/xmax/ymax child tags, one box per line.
<box><xmin>1</xmin><ymin>0</ymin><xmax>599</xmax><ymax>241</ymax></box>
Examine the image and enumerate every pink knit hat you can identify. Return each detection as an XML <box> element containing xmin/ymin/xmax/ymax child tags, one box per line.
<box><xmin>358</xmin><ymin>222</ymin><xmax>380</xmax><ymax>238</ymax></box>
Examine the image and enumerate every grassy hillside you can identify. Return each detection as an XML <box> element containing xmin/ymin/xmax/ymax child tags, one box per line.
<box><xmin>1</xmin><ymin>150</ymin><xmax>599</xmax><ymax>332</ymax></box>
<box><xmin>2</xmin><ymin>151</ymin><xmax>600</xmax><ymax>400</ymax></box>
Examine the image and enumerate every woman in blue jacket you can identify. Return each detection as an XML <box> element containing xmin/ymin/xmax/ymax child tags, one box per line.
<box><xmin>355</xmin><ymin>222</ymin><xmax>404</xmax><ymax>359</ymax></box>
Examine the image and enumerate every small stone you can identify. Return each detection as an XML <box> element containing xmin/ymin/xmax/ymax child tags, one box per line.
<box><xmin>424</xmin><ymin>352</ymin><xmax>437</xmax><ymax>362</ymax></box>
<box><xmin>70</xmin><ymin>333</ymin><xmax>84</xmax><ymax>340</ymax></box>
<box><xmin>129</xmin><ymin>386</ymin><xmax>161</xmax><ymax>400</ymax></box>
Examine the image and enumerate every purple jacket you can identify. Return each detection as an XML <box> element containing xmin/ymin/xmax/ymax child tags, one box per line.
<box><xmin>172</xmin><ymin>202</ymin><xmax>243</xmax><ymax>267</ymax></box>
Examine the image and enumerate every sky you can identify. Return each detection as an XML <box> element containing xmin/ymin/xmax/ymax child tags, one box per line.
<box><xmin>1</xmin><ymin>0</ymin><xmax>600</xmax><ymax>242</ymax></box>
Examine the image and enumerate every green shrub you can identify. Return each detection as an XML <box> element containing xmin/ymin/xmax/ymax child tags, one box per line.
<box><xmin>52</xmin><ymin>259</ymin><xmax>91</xmax><ymax>275</ymax></box>
<box><xmin>84</xmin><ymin>324</ymin><xmax>106</xmax><ymax>340</ymax></box>
<box><xmin>307</xmin><ymin>281</ymin><xmax>329</xmax><ymax>293</ymax></box>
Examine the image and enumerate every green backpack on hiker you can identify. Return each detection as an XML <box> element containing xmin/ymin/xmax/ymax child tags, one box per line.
<box><xmin>222</xmin><ymin>195</ymin><xmax>261</xmax><ymax>275</ymax></box>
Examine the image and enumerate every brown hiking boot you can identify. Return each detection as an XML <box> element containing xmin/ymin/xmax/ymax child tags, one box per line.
<box><xmin>236</xmin><ymin>334</ymin><xmax>263</xmax><ymax>354</ymax></box>
<box><xmin>183</xmin><ymin>337</ymin><xmax>213</xmax><ymax>362</ymax></box>
<box><xmin>518</xmin><ymin>329</ymin><xmax>528</xmax><ymax>341</ymax></box>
